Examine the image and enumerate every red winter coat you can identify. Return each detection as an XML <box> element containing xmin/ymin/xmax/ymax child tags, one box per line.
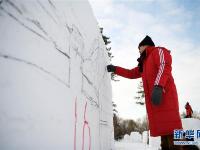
<box><xmin>115</xmin><ymin>46</ymin><xmax>182</xmax><ymax>137</ymax></box>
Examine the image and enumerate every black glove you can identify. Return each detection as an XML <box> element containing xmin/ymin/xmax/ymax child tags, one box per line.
<box><xmin>151</xmin><ymin>85</ymin><xmax>163</xmax><ymax>105</ymax></box>
<box><xmin>107</xmin><ymin>65</ymin><xmax>116</xmax><ymax>73</ymax></box>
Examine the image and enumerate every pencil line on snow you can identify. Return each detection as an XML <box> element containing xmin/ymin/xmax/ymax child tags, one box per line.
<box><xmin>0</xmin><ymin>53</ymin><xmax>70</xmax><ymax>88</ymax></box>
<box><xmin>36</xmin><ymin>0</ymin><xmax>57</xmax><ymax>24</ymax></box>
<box><xmin>0</xmin><ymin>6</ymin><xmax>48</xmax><ymax>41</ymax></box>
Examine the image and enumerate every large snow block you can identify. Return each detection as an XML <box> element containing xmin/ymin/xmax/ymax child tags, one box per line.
<box><xmin>0</xmin><ymin>0</ymin><xmax>113</xmax><ymax>149</ymax></box>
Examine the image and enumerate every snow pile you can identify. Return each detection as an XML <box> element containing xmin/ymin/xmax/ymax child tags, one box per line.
<box><xmin>142</xmin><ymin>131</ymin><xmax>148</xmax><ymax>144</ymax></box>
<box><xmin>143</xmin><ymin>131</ymin><xmax>161</xmax><ymax>148</ymax></box>
<box><xmin>149</xmin><ymin>136</ymin><xmax>161</xmax><ymax>149</ymax></box>
<box><xmin>123</xmin><ymin>134</ymin><xmax>130</xmax><ymax>142</ymax></box>
<box><xmin>114</xmin><ymin>142</ymin><xmax>150</xmax><ymax>150</ymax></box>
<box><xmin>0</xmin><ymin>0</ymin><xmax>113</xmax><ymax>149</ymax></box>
<box><xmin>130</xmin><ymin>132</ymin><xmax>142</xmax><ymax>143</ymax></box>
<box><xmin>122</xmin><ymin>132</ymin><xmax>142</xmax><ymax>143</ymax></box>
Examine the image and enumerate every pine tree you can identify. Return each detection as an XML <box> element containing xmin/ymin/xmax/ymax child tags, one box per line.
<box><xmin>127</xmin><ymin>119</ymin><xmax>137</xmax><ymax>135</ymax></box>
<box><xmin>135</xmin><ymin>80</ymin><xmax>145</xmax><ymax>105</ymax></box>
<box><xmin>112</xmin><ymin>101</ymin><xmax>118</xmax><ymax>115</ymax></box>
<box><xmin>112</xmin><ymin>101</ymin><xmax>123</xmax><ymax>140</ymax></box>
<box><xmin>100</xmin><ymin>27</ymin><xmax>119</xmax><ymax>81</ymax></box>
<box><xmin>135</xmin><ymin>80</ymin><xmax>149</xmax><ymax>144</ymax></box>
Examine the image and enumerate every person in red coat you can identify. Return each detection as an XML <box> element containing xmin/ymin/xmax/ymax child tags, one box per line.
<box><xmin>107</xmin><ymin>36</ymin><xmax>183</xmax><ymax>149</ymax></box>
<box><xmin>185</xmin><ymin>102</ymin><xmax>193</xmax><ymax>118</ymax></box>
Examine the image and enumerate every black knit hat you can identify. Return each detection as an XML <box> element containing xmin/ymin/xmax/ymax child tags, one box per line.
<box><xmin>138</xmin><ymin>35</ymin><xmax>155</xmax><ymax>48</ymax></box>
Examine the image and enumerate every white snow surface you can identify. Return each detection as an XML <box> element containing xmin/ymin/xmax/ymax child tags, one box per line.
<box><xmin>122</xmin><ymin>132</ymin><xmax>142</xmax><ymax>143</ymax></box>
<box><xmin>0</xmin><ymin>0</ymin><xmax>113</xmax><ymax>149</ymax></box>
<box><xmin>114</xmin><ymin>142</ymin><xmax>159</xmax><ymax>150</ymax></box>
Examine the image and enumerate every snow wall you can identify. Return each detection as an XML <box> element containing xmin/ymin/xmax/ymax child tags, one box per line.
<box><xmin>0</xmin><ymin>0</ymin><xmax>113</xmax><ymax>149</ymax></box>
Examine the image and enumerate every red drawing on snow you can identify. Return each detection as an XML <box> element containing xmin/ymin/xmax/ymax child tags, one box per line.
<box><xmin>82</xmin><ymin>102</ymin><xmax>91</xmax><ymax>150</ymax></box>
<box><xmin>74</xmin><ymin>98</ymin><xmax>91</xmax><ymax>150</ymax></box>
<box><xmin>74</xmin><ymin>97</ymin><xmax>77</xmax><ymax>150</ymax></box>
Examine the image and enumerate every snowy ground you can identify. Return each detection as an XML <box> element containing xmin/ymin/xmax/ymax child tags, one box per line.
<box><xmin>114</xmin><ymin>131</ymin><xmax>161</xmax><ymax>150</ymax></box>
<box><xmin>115</xmin><ymin>142</ymin><xmax>160</xmax><ymax>150</ymax></box>
<box><xmin>115</xmin><ymin>118</ymin><xmax>200</xmax><ymax>150</ymax></box>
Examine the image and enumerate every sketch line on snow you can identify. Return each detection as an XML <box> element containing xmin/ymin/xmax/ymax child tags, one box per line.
<box><xmin>82</xmin><ymin>90</ymin><xmax>99</xmax><ymax>108</ymax></box>
<box><xmin>0</xmin><ymin>2</ymin><xmax>71</xmax><ymax>87</ymax></box>
<box><xmin>36</xmin><ymin>0</ymin><xmax>57</xmax><ymax>24</ymax></box>
<box><xmin>82</xmin><ymin>73</ymin><xmax>93</xmax><ymax>86</ymax></box>
<box><xmin>48</xmin><ymin>0</ymin><xmax>56</xmax><ymax>10</ymax></box>
<box><xmin>52</xmin><ymin>41</ymin><xmax>71</xmax><ymax>59</ymax></box>
<box><xmin>0</xmin><ymin>53</ymin><xmax>70</xmax><ymax>87</ymax></box>
<box><xmin>6</xmin><ymin>0</ymin><xmax>23</xmax><ymax>15</ymax></box>
<box><xmin>0</xmin><ymin>3</ymin><xmax>71</xmax><ymax>60</ymax></box>
<box><xmin>100</xmin><ymin>120</ymin><xmax>109</xmax><ymax>126</ymax></box>
<box><xmin>82</xmin><ymin>101</ymin><xmax>91</xmax><ymax>150</ymax></box>
<box><xmin>26</xmin><ymin>18</ymin><xmax>49</xmax><ymax>36</ymax></box>
<box><xmin>0</xmin><ymin>2</ymin><xmax>89</xmax><ymax>90</ymax></box>
<box><xmin>66</xmin><ymin>24</ymin><xmax>73</xmax><ymax>33</ymax></box>
<box><xmin>66</xmin><ymin>22</ymin><xmax>102</xmax><ymax>110</ymax></box>
<box><xmin>47</xmin><ymin>0</ymin><xmax>63</xmax><ymax>24</ymax></box>
<box><xmin>0</xmin><ymin>6</ymin><xmax>48</xmax><ymax>41</ymax></box>
<box><xmin>80</xmin><ymin>38</ymin><xmax>108</xmax><ymax>109</ymax></box>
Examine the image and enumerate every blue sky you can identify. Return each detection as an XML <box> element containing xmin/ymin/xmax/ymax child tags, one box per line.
<box><xmin>89</xmin><ymin>0</ymin><xmax>200</xmax><ymax>120</ymax></box>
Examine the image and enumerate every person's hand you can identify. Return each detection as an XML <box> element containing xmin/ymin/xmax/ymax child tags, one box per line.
<box><xmin>107</xmin><ymin>65</ymin><xmax>116</xmax><ymax>73</ymax></box>
<box><xmin>151</xmin><ymin>85</ymin><xmax>163</xmax><ymax>105</ymax></box>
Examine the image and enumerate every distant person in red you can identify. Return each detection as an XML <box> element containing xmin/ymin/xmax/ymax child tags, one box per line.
<box><xmin>185</xmin><ymin>102</ymin><xmax>193</xmax><ymax>118</ymax></box>
<box><xmin>107</xmin><ymin>36</ymin><xmax>183</xmax><ymax>149</ymax></box>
